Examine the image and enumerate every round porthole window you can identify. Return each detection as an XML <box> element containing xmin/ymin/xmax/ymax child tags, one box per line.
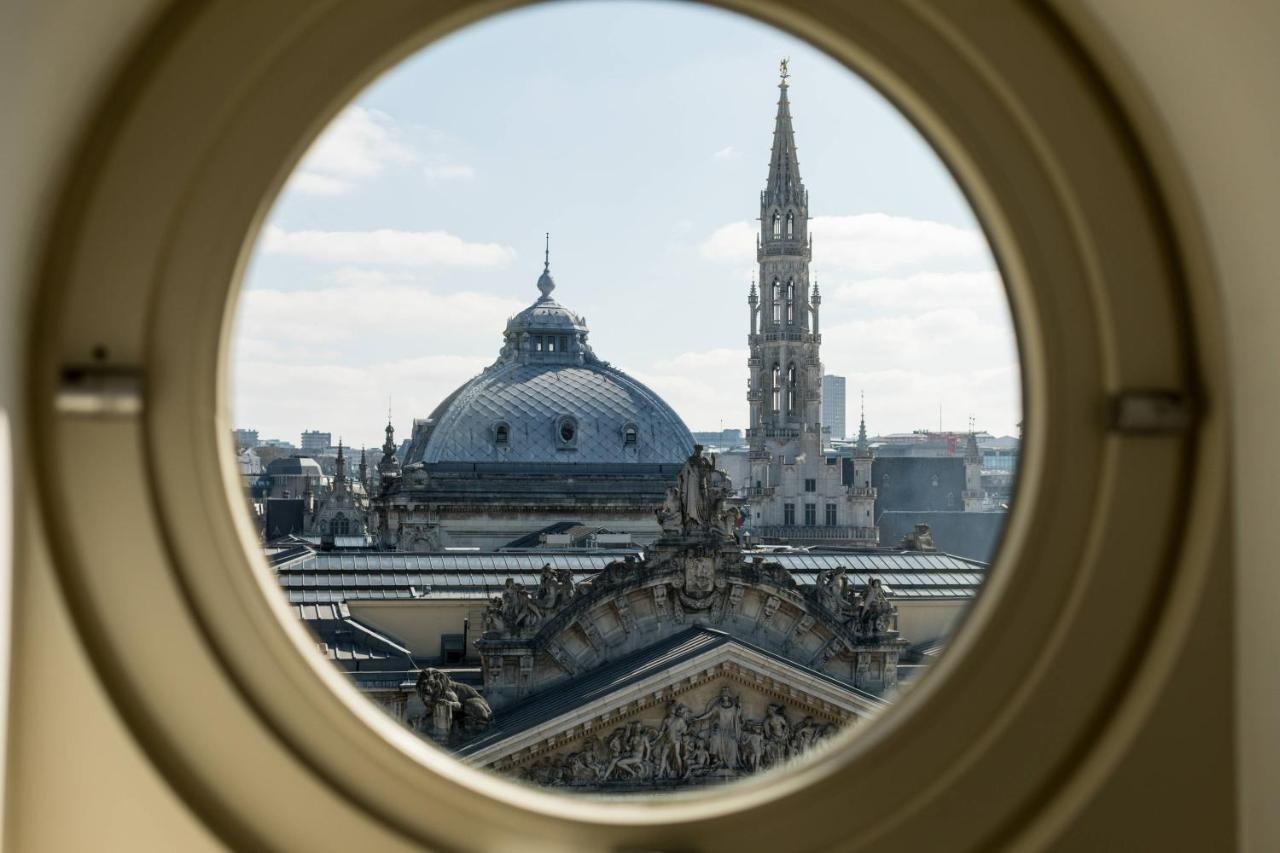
<box><xmin>28</xmin><ymin>1</ymin><xmax>1217</xmax><ymax>850</ymax></box>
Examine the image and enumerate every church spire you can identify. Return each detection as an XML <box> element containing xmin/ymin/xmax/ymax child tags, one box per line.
<box><xmin>763</xmin><ymin>58</ymin><xmax>805</xmax><ymax>210</ymax></box>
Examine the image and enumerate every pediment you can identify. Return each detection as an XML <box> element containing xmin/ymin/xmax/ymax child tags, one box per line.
<box><xmin>461</xmin><ymin>628</ymin><xmax>886</xmax><ymax>787</ymax></box>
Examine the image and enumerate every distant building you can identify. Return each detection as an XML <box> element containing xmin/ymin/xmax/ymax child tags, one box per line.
<box><xmin>300</xmin><ymin>430</ymin><xmax>332</xmax><ymax>454</ymax></box>
<box><xmin>691</xmin><ymin>429</ymin><xmax>744</xmax><ymax>448</ymax></box>
<box><xmin>233</xmin><ymin>428</ymin><xmax>259</xmax><ymax>449</ymax></box>
<box><xmin>821</xmin><ymin>375</ymin><xmax>846</xmax><ymax>440</ymax></box>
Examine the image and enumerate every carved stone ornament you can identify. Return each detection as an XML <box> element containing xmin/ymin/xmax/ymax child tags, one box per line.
<box><xmin>415</xmin><ymin>668</ymin><xmax>492</xmax><ymax>743</ymax></box>
<box><xmin>513</xmin><ymin>686</ymin><xmax>843</xmax><ymax>789</ymax></box>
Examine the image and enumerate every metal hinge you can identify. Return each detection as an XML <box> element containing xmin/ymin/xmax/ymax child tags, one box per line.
<box><xmin>1108</xmin><ymin>389</ymin><xmax>1194</xmax><ymax>434</ymax></box>
<box><xmin>56</xmin><ymin>364</ymin><xmax>145</xmax><ymax>417</ymax></box>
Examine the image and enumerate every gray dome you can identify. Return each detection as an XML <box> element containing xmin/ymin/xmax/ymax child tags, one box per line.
<box><xmin>266</xmin><ymin>455</ymin><xmax>324</xmax><ymax>476</ymax></box>
<box><xmin>407</xmin><ymin>262</ymin><xmax>693</xmax><ymax>466</ymax></box>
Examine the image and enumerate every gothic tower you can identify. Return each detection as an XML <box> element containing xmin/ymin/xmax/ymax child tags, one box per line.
<box><xmin>746</xmin><ymin>61</ymin><xmax>877</xmax><ymax>545</ymax></box>
<box><xmin>748</xmin><ymin>58</ymin><xmax>820</xmax><ymax>445</ymax></box>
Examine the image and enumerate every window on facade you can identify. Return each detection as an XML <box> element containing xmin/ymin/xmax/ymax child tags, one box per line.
<box><xmin>546</xmin><ymin>337</ymin><xmax>556</xmax><ymax>352</ymax></box>
<box><xmin>559</xmin><ymin>419</ymin><xmax>576</xmax><ymax>444</ymax></box>
<box><xmin>535</xmin><ymin>336</ymin><xmax>544</xmax><ymax>352</ymax></box>
<box><xmin>787</xmin><ymin>364</ymin><xmax>797</xmax><ymax>413</ymax></box>
<box><xmin>771</xmin><ymin>364</ymin><xmax>781</xmax><ymax>412</ymax></box>
<box><xmin>495</xmin><ymin>424</ymin><xmax>509</xmax><ymax>445</ymax></box>
<box><xmin>825</xmin><ymin>503</ymin><xmax>837</xmax><ymax>526</ymax></box>
<box><xmin>804</xmin><ymin>503</ymin><xmax>816</xmax><ymax>526</ymax></box>
<box><xmin>785</xmin><ymin>211</ymin><xmax>794</xmax><ymax>238</ymax></box>
<box><xmin>786</xmin><ymin>281</ymin><xmax>795</xmax><ymax>325</ymax></box>
<box><xmin>804</xmin><ymin>478</ymin><xmax>816</xmax><ymax>492</ymax></box>
<box><xmin>783</xmin><ymin>503</ymin><xmax>796</xmax><ymax>525</ymax></box>
<box><xmin>771</xmin><ymin>211</ymin><xmax>781</xmax><ymax>239</ymax></box>
<box><xmin>623</xmin><ymin>426</ymin><xmax>637</xmax><ymax>446</ymax></box>
<box><xmin>771</xmin><ymin>280</ymin><xmax>781</xmax><ymax>324</ymax></box>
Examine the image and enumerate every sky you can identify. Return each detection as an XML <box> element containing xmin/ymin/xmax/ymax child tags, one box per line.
<box><xmin>230</xmin><ymin>0</ymin><xmax>1022</xmax><ymax>451</ymax></box>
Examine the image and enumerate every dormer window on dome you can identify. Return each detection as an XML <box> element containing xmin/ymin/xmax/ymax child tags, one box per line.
<box><xmin>556</xmin><ymin>416</ymin><xmax>578</xmax><ymax>449</ymax></box>
<box><xmin>493</xmin><ymin>421</ymin><xmax>510</xmax><ymax>446</ymax></box>
<box><xmin>622</xmin><ymin>423</ymin><xmax>638</xmax><ymax>447</ymax></box>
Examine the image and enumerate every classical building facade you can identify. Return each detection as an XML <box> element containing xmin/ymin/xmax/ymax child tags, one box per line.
<box><xmin>374</xmin><ymin>250</ymin><xmax>694</xmax><ymax>551</ymax></box>
<box><xmin>458</xmin><ymin>447</ymin><xmax>905</xmax><ymax>789</ymax></box>
<box><xmin>746</xmin><ymin>64</ymin><xmax>878</xmax><ymax>547</ymax></box>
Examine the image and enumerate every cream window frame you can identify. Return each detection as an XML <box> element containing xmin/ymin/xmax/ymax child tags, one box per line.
<box><xmin>25</xmin><ymin>1</ymin><xmax>1222</xmax><ymax>850</ymax></box>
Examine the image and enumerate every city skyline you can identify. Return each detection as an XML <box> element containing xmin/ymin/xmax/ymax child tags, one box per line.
<box><xmin>230</xmin><ymin>1</ymin><xmax>1021</xmax><ymax>449</ymax></box>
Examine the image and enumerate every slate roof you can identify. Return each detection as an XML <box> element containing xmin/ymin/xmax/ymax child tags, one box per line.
<box><xmin>414</xmin><ymin>361</ymin><xmax>694</xmax><ymax>466</ymax></box>
<box><xmin>405</xmin><ymin>268</ymin><xmax>693</xmax><ymax>468</ymax></box>
<box><xmin>272</xmin><ymin>550</ymin><xmax>986</xmax><ymax>604</ymax></box>
<box><xmin>455</xmin><ymin>627</ymin><xmax>884</xmax><ymax>758</ymax></box>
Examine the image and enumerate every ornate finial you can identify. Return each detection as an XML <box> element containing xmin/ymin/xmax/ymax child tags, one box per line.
<box><xmin>779</xmin><ymin>57</ymin><xmax>790</xmax><ymax>83</ymax></box>
<box><xmin>536</xmin><ymin>233</ymin><xmax>556</xmax><ymax>298</ymax></box>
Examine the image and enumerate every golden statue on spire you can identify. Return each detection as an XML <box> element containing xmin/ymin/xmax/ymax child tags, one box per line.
<box><xmin>779</xmin><ymin>57</ymin><xmax>790</xmax><ymax>81</ymax></box>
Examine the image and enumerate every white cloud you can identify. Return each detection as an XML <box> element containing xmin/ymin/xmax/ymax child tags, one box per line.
<box><xmin>287</xmin><ymin>106</ymin><xmax>414</xmax><ymax>197</ymax></box>
<box><xmin>700</xmin><ymin>213</ymin><xmax>992</xmax><ymax>276</ymax></box>
<box><xmin>424</xmin><ymin>163</ymin><xmax>476</xmax><ymax>181</ymax></box>
<box><xmin>230</xmin><ymin>281</ymin><xmax>523</xmax><ymax>445</ymax></box>
<box><xmin>712</xmin><ymin>146</ymin><xmax>739</xmax><ymax>161</ymax></box>
<box><xmin>831</xmin><ymin>270</ymin><xmax>1000</xmax><ymax>309</ymax></box>
<box><xmin>260</xmin><ymin>225</ymin><xmax>516</xmax><ymax>268</ymax></box>
<box><xmin>626</xmin><ymin>348</ymin><xmax>749</xmax><ymax>432</ymax></box>
<box><xmin>286</xmin><ymin>172</ymin><xmax>352</xmax><ymax>197</ymax></box>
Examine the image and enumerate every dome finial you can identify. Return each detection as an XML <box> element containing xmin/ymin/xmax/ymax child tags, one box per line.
<box><xmin>536</xmin><ymin>232</ymin><xmax>556</xmax><ymax>297</ymax></box>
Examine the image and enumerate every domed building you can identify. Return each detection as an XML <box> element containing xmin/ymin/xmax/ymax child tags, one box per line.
<box><xmin>378</xmin><ymin>249</ymin><xmax>695</xmax><ymax>551</ymax></box>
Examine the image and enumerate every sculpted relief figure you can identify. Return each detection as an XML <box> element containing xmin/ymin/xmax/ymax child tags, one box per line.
<box><xmin>654</xmin><ymin>702</ymin><xmax>691</xmax><ymax>779</ymax></box>
<box><xmin>512</xmin><ymin>691</ymin><xmax>848</xmax><ymax>788</ymax></box>
<box><xmin>696</xmin><ymin>687</ymin><xmax>742</xmax><ymax>770</ymax></box>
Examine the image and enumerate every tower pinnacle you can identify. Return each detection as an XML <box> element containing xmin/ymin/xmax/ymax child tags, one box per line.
<box><xmin>536</xmin><ymin>232</ymin><xmax>555</xmax><ymax>298</ymax></box>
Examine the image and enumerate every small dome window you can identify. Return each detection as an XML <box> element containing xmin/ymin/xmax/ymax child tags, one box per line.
<box><xmin>556</xmin><ymin>416</ymin><xmax>578</xmax><ymax>448</ymax></box>
<box><xmin>493</xmin><ymin>422</ymin><xmax>510</xmax><ymax>445</ymax></box>
<box><xmin>622</xmin><ymin>423</ymin><xmax>638</xmax><ymax>446</ymax></box>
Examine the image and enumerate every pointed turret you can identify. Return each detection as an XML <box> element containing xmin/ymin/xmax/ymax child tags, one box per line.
<box><xmin>855</xmin><ymin>391</ymin><xmax>871</xmax><ymax>458</ymax></box>
<box><xmin>379</xmin><ymin>420</ymin><xmax>400</xmax><ymax>479</ymax></box>
<box><xmin>334</xmin><ymin>438</ymin><xmax>347</xmax><ymax>492</ymax></box>
<box><xmin>358</xmin><ymin>448</ymin><xmax>369</xmax><ymax>488</ymax></box>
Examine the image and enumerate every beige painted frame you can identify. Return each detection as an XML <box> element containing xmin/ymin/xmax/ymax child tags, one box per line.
<box><xmin>26</xmin><ymin>1</ymin><xmax>1222</xmax><ymax>850</ymax></box>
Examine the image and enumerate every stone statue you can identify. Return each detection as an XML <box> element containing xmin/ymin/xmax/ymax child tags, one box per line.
<box><xmin>856</xmin><ymin>577</ymin><xmax>894</xmax><ymax>636</ymax></box>
<box><xmin>483</xmin><ymin>595</ymin><xmax>506</xmax><ymax>635</ymax></box>
<box><xmin>415</xmin><ymin>668</ymin><xmax>492</xmax><ymax>741</ymax></box>
<box><xmin>656</xmin><ymin>485</ymin><xmax>682</xmax><ymax>533</ymax></box>
<box><xmin>498</xmin><ymin>577</ymin><xmax>542</xmax><ymax>636</ymax></box>
<box><xmin>534</xmin><ymin>563</ymin><xmax>575</xmax><ymax>613</ymax></box>
<box><xmin>695</xmin><ymin>687</ymin><xmax>742</xmax><ymax>770</ymax></box>
<box><xmin>816</xmin><ymin>567</ymin><xmax>849</xmax><ymax>617</ymax></box>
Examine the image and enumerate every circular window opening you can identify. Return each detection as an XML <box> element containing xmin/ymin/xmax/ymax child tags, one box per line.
<box><xmin>227</xmin><ymin>0</ymin><xmax>1022</xmax><ymax>797</ymax></box>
